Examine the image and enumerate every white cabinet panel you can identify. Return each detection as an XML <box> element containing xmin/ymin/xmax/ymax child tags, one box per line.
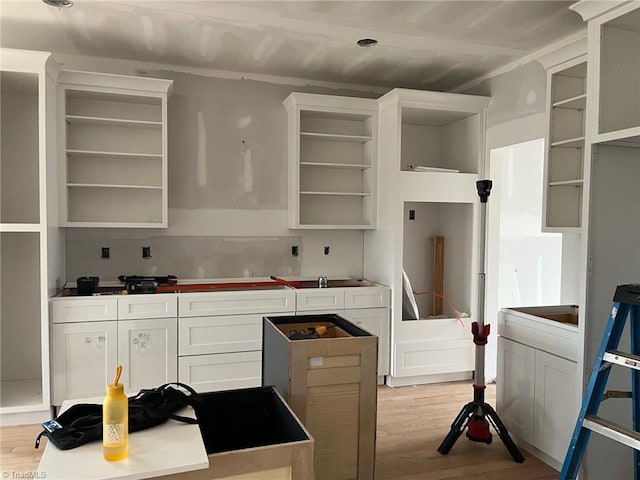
<box><xmin>117</xmin><ymin>294</ymin><xmax>177</xmax><ymax>320</ymax></box>
<box><xmin>52</xmin><ymin>321</ymin><xmax>117</xmax><ymax>405</ymax></box>
<box><xmin>342</xmin><ymin>307</ymin><xmax>389</xmax><ymax>376</ymax></box>
<box><xmin>117</xmin><ymin>318</ymin><xmax>177</xmax><ymax>395</ymax></box>
<box><xmin>344</xmin><ymin>287</ymin><xmax>389</xmax><ymax>309</ymax></box>
<box><xmin>296</xmin><ymin>289</ymin><xmax>344</xmax><ymax>312</ymax></box>
<box><xmin>51</xmin><ymin>298</ymin><xmax>117</xmax><ymax>324</ymax></box>
<box><xmin>178</xmin><ymin>351</ymin><xmax>261</xmax><ymax>393</ymax></box>
<box><xmin>179</xmin><ymin>290</ymin><xmax>295</xmax><ymax>317</ymax></box>
<box><xmin>533</xmin><ymin>349</ymin><xmax>577</xmax><ymax>462</ymax></box>
<box><xmin>496</xmin><ymin>337</ymin><xmax>535</xmax><ymax>444</ymax></box>
<box><xmin>179</xmin><ymin>313</ymin><xmax>288</xmax><ymax>356</ymax></box>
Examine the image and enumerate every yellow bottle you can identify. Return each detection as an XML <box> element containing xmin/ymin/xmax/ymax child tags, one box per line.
<box><xmin>103</xmin><ymin>365</ymin><xmax>128</xmax><ymax>461</ymax></box>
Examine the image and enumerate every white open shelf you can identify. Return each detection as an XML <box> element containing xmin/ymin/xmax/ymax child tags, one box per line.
<box><xmin>284</xmin><ymin>92</ymin><xmax>378</xmax><ymax>229</ymax></box>
<box><xmin>61</xmin><ymin>74</ymin><xmax>171</xmax><ymax>227</ymax></box>
<box><xmin>0</xmin><ymin>378</ymin><xmax>43</xmax><ymax>409</ymax></box>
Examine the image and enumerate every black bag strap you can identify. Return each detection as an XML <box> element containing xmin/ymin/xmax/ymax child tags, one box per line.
<box><xmin>130</xmin><ymin>382</ymin><xmax>201</xmax><ymax>425</ymax></box>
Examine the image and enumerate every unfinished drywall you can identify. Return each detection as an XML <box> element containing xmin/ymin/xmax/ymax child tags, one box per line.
<box><xmin>61</xmin><ymin>59</ymin><xmax>374</xmax><ymax>282</ymax></box>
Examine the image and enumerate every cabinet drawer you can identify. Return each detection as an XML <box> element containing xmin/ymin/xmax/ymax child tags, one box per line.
<box><xmin>178</xmin><ymin>351</ymin><xmax>261</xmax><ymax>393</ymax></box>
<box><xmin>179</xmin><ymin>313</ymin><xmax>285</xmax><ymax>356</ymax></box>
<box><xmin>344</xmin><ymin>287</ymin><xmax>389</xmax><ymax>309</ymax></box>
<box><xmin>296</xmin><ymin>289</ymin><xmax>345</xmax><ymax>311</ymax></box>
<box><xmin>178</xmin><ymin>290</ymin><xmax>295</xmax><ymax>317</ymax></box>
<box><xmin>118</xmin><ymin>294</ymin><xmax>177</xmax><ymax>320</ymax></box>
<box><xmin>51</xmin><ymin>298</ymin><xmax>117</xmax><ymax>324</ymax></box>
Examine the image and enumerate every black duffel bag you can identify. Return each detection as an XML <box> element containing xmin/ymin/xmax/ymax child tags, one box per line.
<box><xmin>35</xmin><ymin>382</ymin><xmax>201</xmax><ymax>450</ymax></box>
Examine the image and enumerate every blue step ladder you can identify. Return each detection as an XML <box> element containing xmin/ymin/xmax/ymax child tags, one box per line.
<box><xmin>560</xmin><ymin>284</ymin><xmax>640</xmax><ymax>480</ymax></box>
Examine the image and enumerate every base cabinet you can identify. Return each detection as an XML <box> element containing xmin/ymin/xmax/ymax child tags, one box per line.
<box><xmin>497</xmin><ymin>337</ymin><xmax>577</xmax><ymax>466</ymax></box>
<box><xmin>51</xmin><ymin>295</ymin><xmax>178</xmax><ymax>405</ymax></box>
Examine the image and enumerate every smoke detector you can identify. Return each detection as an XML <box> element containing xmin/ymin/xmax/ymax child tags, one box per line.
<box><xmin>42</xmin><ymin>0</ymin><xmax>73</xmax><ymax>7</ymax></box>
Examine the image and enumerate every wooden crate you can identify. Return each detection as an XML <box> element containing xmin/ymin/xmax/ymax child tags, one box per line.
<box><xmin>162</xmin><ymin>386</ymin><xmax>314</xmax><ymax>480</ymax></box>
<box><xmin>263</xmin><ymin>314</ymin><xmax>378</xmax><ymax>480</ymax></box>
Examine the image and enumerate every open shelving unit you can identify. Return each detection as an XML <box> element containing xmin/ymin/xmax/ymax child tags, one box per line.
<box><xmin>283</xmin><ymin>93</ymin><xmax>378</xmax><ymax>229</ymax></box>
<box><xmin>365</xmin><ymin>88</ymin><xmax>489</xmax><ymax>384</ymax></box>
<box><xmin>0</xmin><ymin>49</ymin><xmax>62</xmax><ymax>425</ymax></box>
<box><xmin>543</xmin><ymin>57</ymin><xmax>587</xmax><ymax>231</ymax></box>
<box><xmin>59</xmin><ymin>72</ymin><xmax>172</xmax><ymax>227</ymax></box>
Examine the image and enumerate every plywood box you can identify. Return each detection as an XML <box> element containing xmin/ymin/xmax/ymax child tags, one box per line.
<box><xmin>263</xmin><ymin>314</ymin><xmax>378</xmax><ymax>480</ymax></box>
<box><xmin>162</xmin><ymin>386</ymin><xmax>314</xmax><ymax>480</ymax></box>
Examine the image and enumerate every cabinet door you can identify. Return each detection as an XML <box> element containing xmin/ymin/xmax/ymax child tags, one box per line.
<box><xmin>118</xmin><ymin>318</ymin><xmax>177</xmax><ymax>395</ymax></box>
<box><xmin>342</xmin><ymin>308</ymin><xmax>389</xmax><ymax>376</ymax></box>
<box><xmin>533</xmin><ymin>349</ymin><xmax>577</xmax><ymax>462</ymax></box>
<box><xmin>52</xmin><ymin>321</ymin><xmax>117</xmax><ymax>405</ymax></box>
<box><xmin>178</xmin><ymin>351</ymin><xmax>261</xmax><ymax>393</ymax></box>
<box><xmin>496</xmin><ymin>337</ymin><xmax>535</xmax><ymax>444</ymax></box>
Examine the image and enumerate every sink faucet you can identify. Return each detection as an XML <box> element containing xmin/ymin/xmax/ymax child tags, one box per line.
<box><xmin>318</xmin><ymin>276</ymin><xmax>328</xmax><ymax>288</ymax></box>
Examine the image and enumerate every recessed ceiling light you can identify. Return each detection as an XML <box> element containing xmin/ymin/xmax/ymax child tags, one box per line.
<box><xmin>42</xmin><ymin>0</ymin><xmax>73</xmax><ymax>7</ymax></box>
<box><xmin>357</xmin><ymin>38</ymin><xmax>378</xmax><ymax>47</ymax></box>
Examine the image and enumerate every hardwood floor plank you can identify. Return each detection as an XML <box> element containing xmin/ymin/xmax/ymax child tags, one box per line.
<box><xmin>0</xmin><ymin>381</ymin><xmax>558</xmax><ymax>479</ymax></box>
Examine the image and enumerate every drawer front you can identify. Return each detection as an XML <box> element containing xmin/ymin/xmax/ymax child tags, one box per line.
<box><xmin>179</xmin><ymin>313</ymin><xmax>294</xmax><ymax>356</ymax></box>
<box><xmin>51</xmin><ymin>298</ymin><xmax>118</xmax><ymax>324</ymax></box>
<box><xmin>296</xmin><ymin>289</ymin><xmax>345</xmax><ymax>312</ymax></box>
<box><xmin>118</xmin><ymin>294</ymin><xmax>177</xmax><ymax>320</ymax></box>
<box><xmin>498</xmin><ymin>310</ymin><xmax>578</xmax><ymax>361</ymax></box>
<box><xmin>179</xmin><ymin>290</ymin><xmax>295</xmax><ymax>317</ymax></box>
<box><xmin>344</xmin><ymin>286</ymin><xmax>390</xmax><ymax>309</ymax></box>
<box><xmin>178</xmin><ymin>351</ymin><xmax>261</xmax><ymax>393</ymax></box>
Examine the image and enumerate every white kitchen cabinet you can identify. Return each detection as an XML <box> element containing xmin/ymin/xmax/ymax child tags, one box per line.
<box><xmin>51</xmin><ymin>295</ymin><xmax>178</xmax><ymax>405</ymax></box>
<box><xmin>177</xmin><ymin>290</ymin><xmax>295</xmax><ymax>392</ymax></box>
<box><xmin>542</xmin><ymin>56</ymin><xmax>587</xmax><ymax>231</ymax></box>
<box><xmin>0</xmin><ymin>49</ymin><xmax>63</xmax><ymax>426</ymax></box>
<box><xmin>178</xmin><ymin>351</ymin><xmax>262</xmax><ymax>393</ymax></box>
<box><xmin>341</xmin><ymin>307</ymin><xmax>390</xmax><ymax>376</ymax></box>
<box><xmin>497</xmin><ymin>336</ymin><xmax>578</xmax><ymax>468</ymax></box>
<box><xmin>58</xmin><ymin>70</ymin><xmax>173</xmax><ymax>227</ymax></box>
<box><xmin>118</xmin><ymin>318</ymin><xmax>177</xmax><ymax>395</ymax></box>
<box><xmin>52</xmin><ymin>321</ymin><xmax>118</xmax><ymax>406</ymax></box>
<box><xmin>283</xmin><ymin>92</ymin><xmax>378</xmax><ymax>229</ymax></box>
<box><xmin>365</xmin><ymin>88</ymin><xmax>489</xmax><ymax>385</ymax></box>
<box><xmin>294</xmin><ymin>286</ymin><xmax>391</xmax><ymax>378</ymax></box>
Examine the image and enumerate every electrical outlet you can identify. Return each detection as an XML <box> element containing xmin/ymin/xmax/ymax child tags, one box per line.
<box><xmin>142</xmin><ymin>246</ymin><xmax>152</xmax><ymax>259</ymax></box>
<box><xmin>324</xmin><ymin>246</ymin><xmax>330</xmax><ymax>255</ymax></box>
<box><xmin>409</xmin><ymin>209</ymin><xmax>415</xmax><ymax>220</ymax></box>
<box><xmin>291</xmin><ymin>245</ymin><xmax>299</xmax><ymax>257</ymax></box>
<box><xmin>101</xmin><ymin>247</ymin><xmax>110</xmax><ymax>259</ymax></box>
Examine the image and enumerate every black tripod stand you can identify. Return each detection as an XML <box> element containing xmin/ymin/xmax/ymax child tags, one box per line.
<box><xmin>437</xmin><ymin>180</ymin><xmax>524</xmax><ymax>463</ymax></box>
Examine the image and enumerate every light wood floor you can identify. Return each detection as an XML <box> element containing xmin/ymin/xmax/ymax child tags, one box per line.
<box><xmin>0</xmin><ymin>381</ymin><xmax>557</xmax><ymax>479</ymax></box>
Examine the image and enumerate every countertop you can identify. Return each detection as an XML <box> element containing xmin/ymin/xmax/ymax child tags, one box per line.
<box><xmin>36</xmin><ymin>397</ymin><xmax>209</xmax><ymax>480</ymax></box>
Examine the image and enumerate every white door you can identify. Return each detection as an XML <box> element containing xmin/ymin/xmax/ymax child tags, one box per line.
<box><xmin>342</xmin><ymin>307</ymin><xmax>390</xmax><ymax>376</ymax></box>
<box><xmin>533</xmin><ymin>349</ymin><xmax>577</xmax><ymax>462</ymax></box>
<box><xmin>117</xmin><ymin>318</ymin><xmax>177</xmax><ymax>395</ymax></box>
<box><xmin>496</xmin><ymin>337</ymin><xmax>535</xmax><ymax>444</ymax></box>
<box><xmin>52</xmin><ymin>321</ymin><xmax>117</xmax><ymax>405</ymax></box>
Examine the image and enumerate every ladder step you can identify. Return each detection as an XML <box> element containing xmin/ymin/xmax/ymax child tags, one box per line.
<box><xmin>583</xmin><ymin>416</ymin><xmax>640</xmax><ymax>451</ymax></box>
<box><xmin>603</xmin><ymin>350</ymin><xmax>640</xmax><ymax>370</ymax></box>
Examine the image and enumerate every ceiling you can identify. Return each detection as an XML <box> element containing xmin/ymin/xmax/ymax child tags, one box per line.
<box><xmin>0</xmin><ymin>0</ymin><xmax>586</xmax><ymax>91</ymax></box>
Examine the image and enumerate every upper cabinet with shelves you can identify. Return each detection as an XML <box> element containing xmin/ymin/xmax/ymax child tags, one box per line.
<box><xmin>379</xmin><ymin>88</ymin><xmax>489</xmax><ymax>177</ymax></box>
<box><xmin>58</xmin><ymin>71</ymin><xmax>173</xmax><ymax>228</ymax></box>
<box><xmin>543</xmin><ymin>57</ymin><xmax>587</xmax><ymax>232</ymax></box>
<box><xmin>283</xmin><ymin>92</ymin><xmax>378</xmax><ymax>229</ymax></box>
<box><xmin>572</xmin><ymin>0</ymin><xmax>640</xmax><ymax>146</ymax></box>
